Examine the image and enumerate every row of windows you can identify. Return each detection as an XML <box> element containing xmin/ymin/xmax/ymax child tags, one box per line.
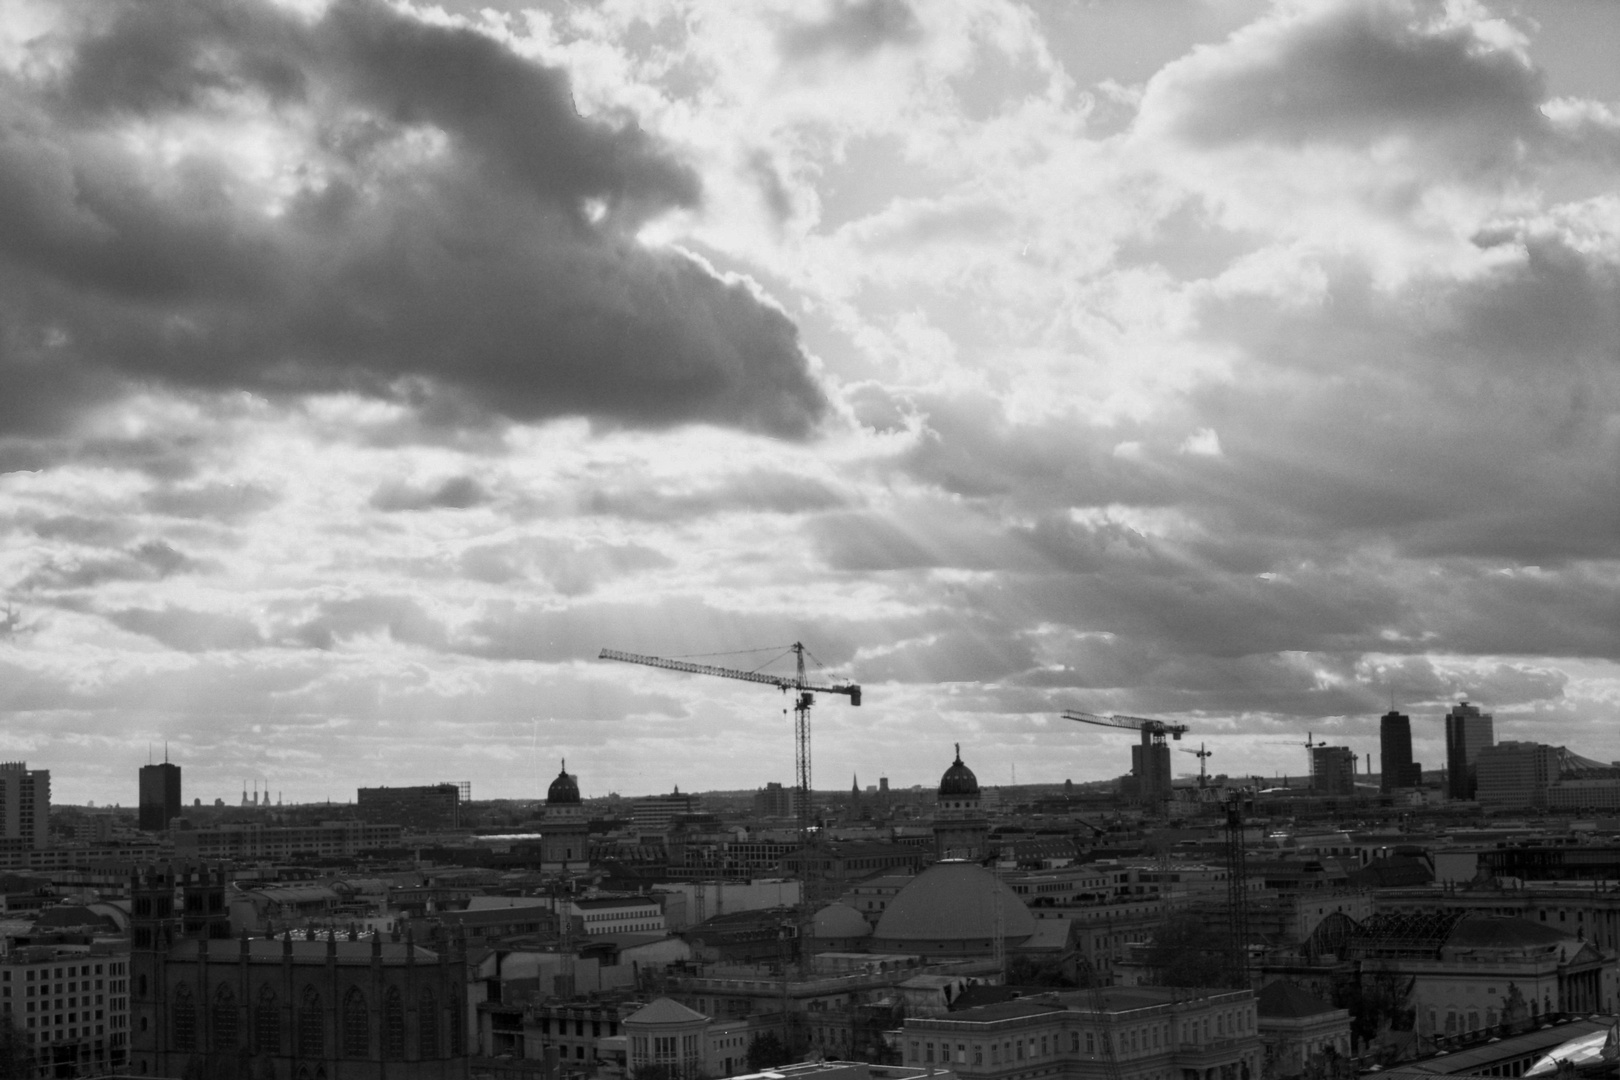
<box><xmin>910</xmin><ymin>1010</ymin><xmax>1257</xmax><ymax>1067</ymax></box>
<box><xmin>1</xmin><ymin>962</ymin><xmax>122</xmax><ymax>981</ymax></box>
<box><xmin>169</xmin><ymin>984</ymin><xmax>463</xmax><ymax>1059</ymax></box>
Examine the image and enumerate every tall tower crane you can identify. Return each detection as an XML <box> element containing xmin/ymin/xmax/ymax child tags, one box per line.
<box><xmin>1179</xmin><ymin>742</ymin><xmax>1212</xmax><ymax>788</ymax></box>
<box><xmin>1063</xmin><ymin>711</ymin><xmax>1188</xmax><ymax>814</ymax></box>
<box><xmin>599</xmin><ymin>643</ymin><xmax>860</xmax><ymax>911</ymax></box>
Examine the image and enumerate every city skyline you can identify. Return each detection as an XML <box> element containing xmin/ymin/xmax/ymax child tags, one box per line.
<box><xmin>3</xmin><ymin>0</ymin><xmax>1620</xmax><ymax>804</ymax></box>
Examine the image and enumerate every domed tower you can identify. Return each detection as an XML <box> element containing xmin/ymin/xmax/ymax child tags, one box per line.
<box><xmin>934</xmin><ymin>744</ymin><xmax>988</xmax><ymax>860</ymax></box>
<box><xmin>542</xmin><ymin>760</ymin><xmax>588</xmax><ymax>867</ymax></box>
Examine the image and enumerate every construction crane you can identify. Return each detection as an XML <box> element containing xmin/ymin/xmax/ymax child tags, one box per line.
<box><xmin>599</xmin><ymin>643</ymin><xmax>860</xmax><ymax>911</ymax></box>
<box><xmin>1223</xmin><ymin>788</ymin><xmax>1253</xmax><ymax>988</ymax></box>
<box><xmin>1063</xmin><ymin>711</ymin><xmax>1189</xmax><ymax>814</ymax></box>
<box><xmin>1179</xmin><ymin>742</ymin><xmax>1212</xmax><ymax>788</ymax></box>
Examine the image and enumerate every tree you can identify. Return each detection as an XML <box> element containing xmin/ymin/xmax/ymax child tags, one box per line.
<box><xmin>747</xmin><ymin>1031</ymin><xmax>791</xmax><ymax>1071</ymax></box>
<box><xmin>1140</xmin><ymin>913</ymin><xmax>1237</xmax><ymax>989</ymax></box>
<box><xmin>1006</xmin><ymin>954</ymin><xmax>1077</xmax><ymax>988</ymax></box>
<box><xmin>0</xmin><ymin>1017</ymin><xmax>33</xmax><ymax>1080</ymax></box>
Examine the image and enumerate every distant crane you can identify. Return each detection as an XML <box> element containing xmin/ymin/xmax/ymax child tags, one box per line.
<box><xmin>1063</xmin><ymin>711</ymin><xmax>1189</xmax><ymax>814</ymax></box>
<box><xmin>599</xmin><ymin>643</ymin><xmax>860</xmax><ymax>912</ymax></box>
<box><xmin>1179</xmin><ymin>742</ymin><xmax>1213</xmax><ymax>788</ymax></box>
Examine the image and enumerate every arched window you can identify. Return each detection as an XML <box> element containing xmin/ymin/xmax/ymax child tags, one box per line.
<box><xmin>213</xmin><ymin>985</ymin><xmax>239</xmax><ymax>1049</ymax></box>
<box><xmin>448</xmin><ymin>992</ymin><xmax>464</xmax><ymax>1056</ymax></box>
<box><xmin>299</xmin><ymin>986</ymin><xmax>324</xmax><ymax>1058</ymax></box>
<box><xmin>172</xmin><ymin>986</ymin><xmax>196</xmax><ymax>1052</ymax></box>
<box><xmin>382</xmin><ymin>987</ymin><xmax>405</xmax><ymax>1060</ymax></box>
<box><xmin>343</xmin><ymin>987</ymin><xmax>369</xmax><ymax>1058</ymax></box>
<box><xmin>417</xmin><ymin>988</ymin><xmax>439</xmax><ymax>1058</ymax></box>
<box><xmin>256</xmin><ymin>986</ymin><xmax>280</xmax><ymax>1055</ymax></box>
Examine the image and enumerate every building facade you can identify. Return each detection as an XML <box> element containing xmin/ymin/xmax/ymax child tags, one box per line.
<box><xmin>139</xmin><ymin>762</ymin><xmax>183</xmax><ymax>833</ymax></box>
<box><xmin>902</xmin><ymin>986</ymin><xmax>1260</xmax><ymax>1080</ymax></box>
<box><xmin>356</xmin><ymin>784</ymin><xmax>462</xmax><ymax>830</ymax></box>
<box><xmin>1475</xmin><ymin>742</ymin><xmax>1559</xmax><ymax>811</ymax></box>
<box><xmin>171</xmin><ymin>821</ymin><xmax>404</xmax><ymax>861</ymax></box>
<box><xmin>1308</xmin><ymin>747</ymin><xmax>1355</xmax><ymax>797</ymax></box>
<box><xmin>0</xmin><ymin>762</ymin><xmax>49</xmax><ymax>852</ymax></box>
<box><xmin>0</xmin><ymin>942</ymin><xmax>130</xmax><ymax>1078</ymax></box>
<box><xmin>129</xmin><ymin>864</ymin><xmax>470</xmax><ymax>1079</ymax></box>
<box><xmin>1444</xmin><ymin>702</ymin><xmax>1494</xmax><ymax>800</ymax></box>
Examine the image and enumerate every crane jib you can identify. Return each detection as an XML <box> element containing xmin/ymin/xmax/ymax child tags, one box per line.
<box><xmin>597</xmin><ymin>648</ymin><xmax>860</xmax><ymax>705</ymax></box>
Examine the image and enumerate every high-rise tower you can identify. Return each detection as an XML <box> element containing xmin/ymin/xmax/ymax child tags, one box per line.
<box><xmin>1379</xmin><ymin>710</ymin><xmax>1422</xmax><ymax>791</ymax></box>
<box><xmin>1444</xmin><ymin>701</ymin><xmax>1494</xmax><ymax>800</ymax></box>
<box><xmin>0</xmin><ymin>762</ymin><xmax>49</xmax><ymax>851</ymax></box>
<box><xmin>138</xmin><ymin>760</ymin><xmax>182</xmax><ymax>832</ymax></box>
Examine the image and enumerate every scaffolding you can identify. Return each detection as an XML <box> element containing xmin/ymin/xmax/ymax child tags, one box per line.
<box><xmin>1344</xmin><ymin>910</ymin><xmax>1464</xmax><ymax>959</ymax></box>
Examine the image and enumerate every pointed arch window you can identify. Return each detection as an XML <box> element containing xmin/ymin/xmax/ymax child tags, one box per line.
<box><xmin>172</xmin><ymin>986</ymin><xmax>196</xmax><ymax>1052</ymax></box>
<box><xmin>256</xmin><ymin>985</ymin><xmax>280</xmax><ymax>1054</ymax></box>
<box><xmin>383</xmin><ymin>987</ymin><xmax>405</xmax><ymax>1060</ymax></box>
<box><xmin>213</xmin><ymin>984</ymin><xmax>239</xmax><ymax>1049</ymax></box>
<box><xmin>417</xmin><ymin>988</ymin><xmax>439</xmax><ymax>1058</ymax></box>
<box><xmin>342</xmin><ymin>987</ymin><xmax>369</xmax><ymax>1057</ymax></box>
<box><xmin>449</xmin><ymin>992</ymin><xmax>464</xmax><ymax>1056</ymax></box>
<box><xmin>299</xmin><ymin>986</ymin><xmax>324</xmax><ymax>1058</ymax></box>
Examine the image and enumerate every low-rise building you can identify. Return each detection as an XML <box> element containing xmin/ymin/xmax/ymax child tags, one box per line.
<box><xmin>901</xmin><ymin>985</ymin><xmax>1260</xmax><ymax>1080</ymax></box>
<box><xmin>1255</xmin><ymin>981</ymin><xmax>1349</xmax><ymax>1079</ymax></box>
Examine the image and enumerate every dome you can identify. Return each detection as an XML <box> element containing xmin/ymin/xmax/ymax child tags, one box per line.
<box><xmin>938</xmin><ymin>744</ymin><xmax>979</xmax><ymax>797</ymax></box>
<box><xmin>872</xmin><ymin>861</ymin><xmax>1036</xmax><ymax>944</ymax></box>
<box><xmin>812</xmin><ymin>902</ymin><xmax>872</xmax><ymax>940</ymax></box>
<box><xmin>547</xmin><ymin>762</ymin><xmax>580</xmax><ymax>805</ymax></box>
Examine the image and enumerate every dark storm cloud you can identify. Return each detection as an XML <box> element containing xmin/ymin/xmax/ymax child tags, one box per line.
<box><xmin>1145</xmin><ymin>2</ymin><xmax>1545</xmax><ymax>157</ymax></box>
<box><xmin>779</xmin><ymin>0</ymin><xmax>922</xmax><ymax>61</ymax></box>
<box><xmin>369</xmin><ymin>476</ymin><xmax>489</xmax><ymax>511</ymax></box>
<box><xmin>0</xmin><ymin>0</ymin><xmax>827</xmax><ymax>442</ymax></box>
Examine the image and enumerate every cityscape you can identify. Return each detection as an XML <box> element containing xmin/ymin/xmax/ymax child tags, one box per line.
<box><xmin>1</xmin><ymin>694</ymin><xmax>1619</xmax><ymax>1080</ymax></box>
<box><xmin>3</xmin><ymin>1</ymin><xmax>1620</xmax><ymax>1080</ymax></box>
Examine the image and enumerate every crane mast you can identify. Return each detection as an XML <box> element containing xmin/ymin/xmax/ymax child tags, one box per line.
<box><xmin>599</xmin><ymin>643</ymin><xmax>860</xmax><ymax>937</ymax></box>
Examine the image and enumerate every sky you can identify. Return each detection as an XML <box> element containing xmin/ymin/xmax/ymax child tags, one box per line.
<box><xmin>2</xmin><ymin>0</ymin><xmax>1618</xmax><ymax>805</ymax></box>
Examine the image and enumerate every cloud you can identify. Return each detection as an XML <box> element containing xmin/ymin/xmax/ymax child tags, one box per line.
<box><xmin>20</xmin><ymin>540</ymin><xmax>206</xmax><ymax>590</ymax></box>
<box><xmin>1139</xmin><ymin>0</ymin><xmax>1546</xmax><ymax>158</ymax></box>
<box><xmin>369</xmin><ymin>476</ymin><xmax>489</xmax><ymax>512</ymax></box>
<box><xmin>107</xmin><ymin>605</ymin><xmax>265</xmax><ymax>651</ymax></box>
<box><xmin>780</xmin><ymin>0</ymin><xmax>923</xmax><ymax>61</ymax></box>
<box><xmin>0</xmin><ymin>0</ymin><xmax>828</xmax><ymax>442</ymax></box>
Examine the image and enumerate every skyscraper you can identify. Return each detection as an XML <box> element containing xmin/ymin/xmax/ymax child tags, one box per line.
<box><xmin>1444</xmin><ymin>700</ymin><xmax>1494</xmax><ymax>800</ymax></box>
<box><xmin>0</xmin><ymin>762</ymin><xmax>49</xmax><ymax>851</ymax></box>
<box><xmin>1379</xmin><ymin>710</ymin><xmax>1422</xmax><ymax>791</ymax></box>
<box><xmin>138</xmin><ymin>761</ymin><xmax>182</xmax><ymax>832</ymax></box>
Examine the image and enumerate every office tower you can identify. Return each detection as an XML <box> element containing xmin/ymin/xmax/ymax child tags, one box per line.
<box><xmin>138</xmin><ymin>761</ymin><xmax>182</xmax><ymax>832</ymax></box>
<box><xmin>1310</xmin><ymin>745</ymin><xmax>1356</xmax><ymax>795</ymax></box>
<box><xmin>1444</xmin><ymin>701</ymin><xmax>1494</xmax><ymax>800</ymax></box>
<box><xmin>0</xmin><ymin>761</ymin><xmax>50</xmax><ymax>850</ymax></box>
<box><xmin>1380</xmin><ymin>710</ymin><xmax>1422</xmax><ymax>791</ymax></box>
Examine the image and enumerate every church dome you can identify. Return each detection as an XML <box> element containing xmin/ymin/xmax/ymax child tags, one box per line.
<box><xmin>812</xmin><ymin>902</ymin><xmax>872</xmax><ymax>940</ymax></box>
<box><xmin>938</xmin><ymin>745</ymin><xmax>979</xmax><ymax>798</ymax></box>
<box><xmin>547</xmin><ymin>763</ymin><xmax>581</xmax><ymax>805</ymax></box>
<box><xmin>872</xmin><ymin>861</ymin><xmax>1035</xmax><ymax>944</ymax></box>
